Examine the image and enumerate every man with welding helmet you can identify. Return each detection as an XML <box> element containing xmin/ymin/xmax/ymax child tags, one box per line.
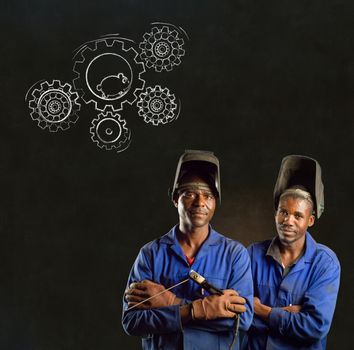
<box><xmin>244</xmin><ymin>155</ymin><xmax>340</xmax><ymax>350</ymax></box>
<box><xmin>122</xmin><ymin>150</ymin><xmax>253</xmax><ymax>349</ymax></box>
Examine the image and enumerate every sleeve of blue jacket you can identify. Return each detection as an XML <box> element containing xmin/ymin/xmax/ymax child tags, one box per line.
<box><xmin>268</xmin><ymin>252</ymin><xmax>340</xmax><ymax>343</ymax></box>
<box><xmin>122</xmin><ymin>248</ymin><xmax>184</xmax><ymax>337</ymax></box>
<box><xmin>189</xmin><ymin>244</ymin><xmax>254</xmax><ymax>333</ymax></box>
<box><xmin>247</xmin><ymin>244</ymin><xmax>269</xmax><ymax>334</ymax></box>
<box><xmin>230</xmin><ymin>245</ymin><xmax>254</xmax><ymax>331</ymax></box>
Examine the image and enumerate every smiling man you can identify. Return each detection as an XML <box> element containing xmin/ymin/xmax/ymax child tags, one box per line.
<box><xmin>244</xmin><ymin>155</ymin><xmax>341</xmax><ymax>350</ymax></box>
<box><xmin>122</xmin><ymin>150</ymin><xmax>253</xmax><ymax>350</ymax></box>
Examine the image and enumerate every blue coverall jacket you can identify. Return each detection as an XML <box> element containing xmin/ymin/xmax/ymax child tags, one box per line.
<box><xmin>122</xmin><ymin>226</ymin><xmax>254</xmax><ymax>350</ymax></box>
<box><xmin>244</xmin><ymin>232</ymin><xmax>340</xmax><ymax>350</ymax></box>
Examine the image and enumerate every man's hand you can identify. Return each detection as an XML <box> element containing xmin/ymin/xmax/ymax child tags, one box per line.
<box><xmin>125</xmin><ymin>280</ymin><xmax>181</xmax><ymax>309</ymax></box>
<box><xmin>254</xmin><ymin>297</ymin><xmax>302</xmax><ymax>322</ymax></box>
<box><xmin>253</xmin><ymin>297</ymin><xmax>272</xmax><ymax>321</ymax></box>
<box><xmin>282</xmin><ymin>304</ymin><xmax>302</xmax><ymax>313</ymax></box>
<box><xmin>192</xmin><ymin>289</ymin><xmax>246</xmax><ymax>320</ymax></box>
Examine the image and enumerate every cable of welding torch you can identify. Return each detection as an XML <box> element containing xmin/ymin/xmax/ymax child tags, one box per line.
<box><xmin>126</xmin><ymin>278</ymin><xmax>189</xmax><ymax>311</ymax></box>
<box><xmin>228</xmin><ymin>313</ymin><xmax>240</xmax><ymax>350</ymax></box>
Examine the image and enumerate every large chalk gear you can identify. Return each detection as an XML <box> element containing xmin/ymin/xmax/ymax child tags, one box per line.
<box><xmin>273</xmin><ymin>155</ymin><xmax>324</xmax><ymax>218</ymax></box>
<box><xmin>170</xmin><ymin>149</ymin><xmax>221</xmax><ymax>202</ymax></box>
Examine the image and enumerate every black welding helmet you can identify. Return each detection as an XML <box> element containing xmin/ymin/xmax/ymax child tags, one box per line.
<box><xmin>273</xmin><ymin>155</ymin><xmax>324</xmax><ymax>218</ymax></box>
<box><xmin>170</xmin><ymin>150</ymin><xmax>221</xmax><ymax>203</ymax></box>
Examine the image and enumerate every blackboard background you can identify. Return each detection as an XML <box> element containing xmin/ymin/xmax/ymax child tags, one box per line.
<box><xmin>1</xmin><ymin>0</ymin><xmax>353</xmax><ymax>349</ymax></box>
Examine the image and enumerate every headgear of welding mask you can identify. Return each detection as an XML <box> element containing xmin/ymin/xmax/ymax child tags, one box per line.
<box><xmin>170</xmin><ymin>150</ymin><xmax>221</xmax><ymax>203</ymax></box>
<box><xmin>273</xmin><ymin>155</ymin><xmax>324</xmax><ymax>218</ymax></box>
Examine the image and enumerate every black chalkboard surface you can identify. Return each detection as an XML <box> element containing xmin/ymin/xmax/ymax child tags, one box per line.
<box><xmin>1</xmin><ymin>0</ymin><xmax>352</xmax><ymax>349</ymax></box>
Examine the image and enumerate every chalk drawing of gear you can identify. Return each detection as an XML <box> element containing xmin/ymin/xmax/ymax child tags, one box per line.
<box><xmin>90</xmin><ymin>106</ymin><xmax>131</xmax><ymax>152</ymax></box>
<box><xmin>73</xmin><ymin>36</ymin><xmax>145</xmax><ymax>111</ymax></box>
<box><xmin>27</xmin><ymin>79</ymin><xmax>80</xmax><ymax>132</ymax></box>
<box><xmin>139</xmin><ymin>23</ymin><xmax>187</xmax><ymax>72</ymax></box>
<box><xmin>137</xmin><ymin>85</ymin><xmax>180</xmax><ymax>126</ymax></box>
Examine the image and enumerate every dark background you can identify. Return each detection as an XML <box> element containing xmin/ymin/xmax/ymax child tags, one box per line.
<box><xmin>1</xmin><ymin>0</ymin><xmax>353</xmax><ymax>349</ymax></box>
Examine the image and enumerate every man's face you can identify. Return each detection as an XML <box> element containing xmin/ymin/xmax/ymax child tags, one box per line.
<box><xmin>275</xmin><ymin>196</ymin><xmax>315</xmax><ymax>247</ymax></box>
<box><xmin>174</xmin><ymin>175</ymin><xmax>216</xmax><ymax>230</ymax></box>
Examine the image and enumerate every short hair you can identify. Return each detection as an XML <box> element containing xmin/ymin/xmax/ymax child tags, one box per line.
<box><xmin>279</xmin><ymin>187</ymin><xmax>314</xmax><ymax>213</ymax></box>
